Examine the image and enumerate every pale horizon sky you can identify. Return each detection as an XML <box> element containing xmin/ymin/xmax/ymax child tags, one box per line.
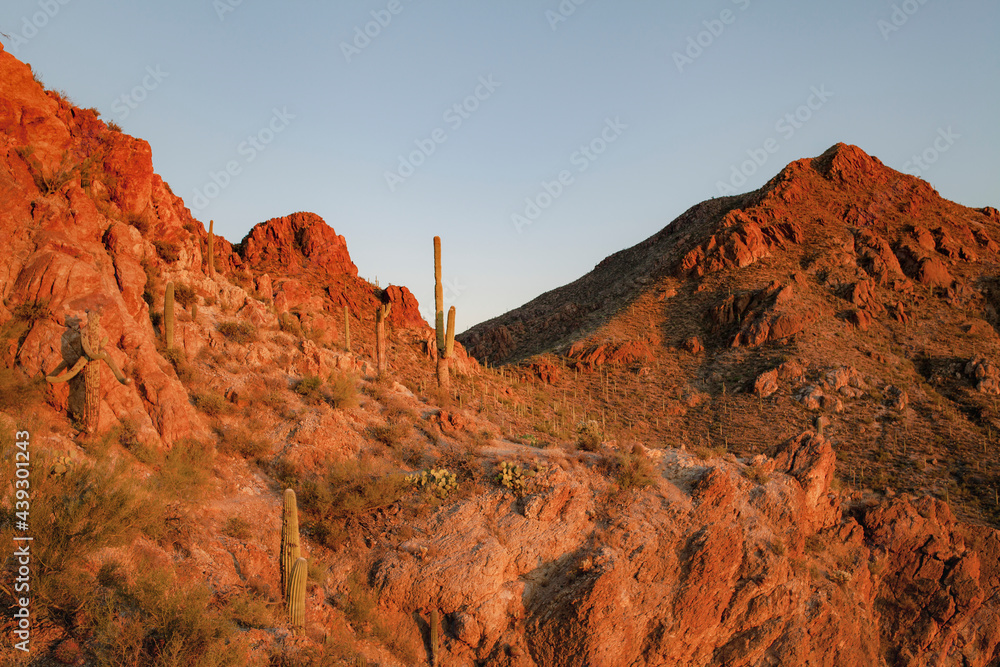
<box><xmin>2</xmin><ymin>1</ymin><xmax>998</xmax><ymax>332</ymax></box>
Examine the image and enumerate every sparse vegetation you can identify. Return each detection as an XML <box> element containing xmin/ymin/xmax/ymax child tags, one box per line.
<box><xmin>218</xmin><ymin>320</ymin><xmax>258</xmax><ymax>344</ymax></box>
<box><xmin>153</xmin><ymin>239</ymin><xmax>181</xmax><ymax>263</ymax></box>
<box><xmin>604</xmin><ymin>446</ymin><xmax>656</xmax><ymax>491</ymax></box>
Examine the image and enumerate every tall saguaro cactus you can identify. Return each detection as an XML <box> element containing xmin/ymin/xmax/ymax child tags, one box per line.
<box><xmin>433</xmin><ymin>237</ymin><xmax>456</xmax><ymax>388</ymax></box>
<box><xmin>288</xmin><ymin>557</ymin><xmax>307</xmax><ymax>635</ymax></box>
<box><xmin>46</xmin><ymin>309</ymin><xmax>130</xmax><ymax>433</ymax></box>
<box><xmin>207</xmin><ymin>219</ymin><xmax>216</xmax><ymax>279</ymax></box>
<box><xmin>375</xmin><ymin>301</ymin><xmax>392</xmax><ymax>375</ymax></box>
<box><xmin>280</xmin><ymin>489</ymin><xmax>301</xmax><ymax>600</ymax></box>
<box><xmin>164</xmin><ymin>281</ymin><xmax>175</xmax><ymax>349</ymax></box>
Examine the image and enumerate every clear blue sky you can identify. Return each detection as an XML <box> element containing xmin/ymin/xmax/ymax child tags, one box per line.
<box><xmin>3</xmin><ymin>0</ymin><xmax>998</xmax><ymax>332</ymax></box>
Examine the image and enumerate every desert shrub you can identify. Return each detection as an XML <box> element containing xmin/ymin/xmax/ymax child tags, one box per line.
<box><xmin>294</xmin><ymin>375</ymin><xmax>323</xmax><ymax>402</ymax></box>
<box><xmin>278</xmin><ymin>313</ymin><xmax>302</xmax><ymax>336</ymax></box>
<box><xmin>257</xmin><ymin>389</ymin><xmax>290</xmax><ymax>417</ymax></box>
<box><xmin>84</xmin><ymin>567</ymin><xmax>246</xmax><ymax>667</ymax></box>
<box><xmin>745</xmin><ymin>462</ymin><xmax>770</xmax><ymax>485</ymax></box>
<box><xmin>0</xmin><ymin>368</ymin><xmax>45</xmax><ymax>413</ymax></box>
<box><xmin>2</xmin><ymin>457</ymin><xmax>163</xmax><ymax>635</ymax></box>
<box><xmin>218</xmin><ymin>425</ymin><xmax>270</xmax><ymax>459</ymax></box>
<box><xmin>326</xmin><ymin>372</ymin><xmax>359</xmax><ymax>409</ymax></box>
<box><xmin>161</xmin><ymin>346</ymin><xmax>186</xmax><ymax>368</ymax></box>
<box><xmin>126</xmin><ymin>212</ymin><xmax>150</xmax><ymax>235</ymax></box>
<box><xmin>107</xmin><ymin>121</ymin><xmax>123</xmax><ymax>133</ymax></box>
<box><xmin>141</xmin><ymin>258</ymin><xmax>160</xmax><ymax>308</ymax></box>
<box><xmin>217</xmin><ymin>321</ymin><xmax>258</xmax><ymax>344</ymax></box>
<box><xmin>192</xmin><ymin>390</ymin><xmax>228</xmax><ymax>416</ymax></box>
<box><xmin>604</xmin><ymin>446</ymin><xmax>656</xmax><ymax>491</ymax></box>
<box><xmin>223</xmin><ymin>516</ymin><xmax>252</xmax><ymax>540</ymax></box>
<box><xmin>116</xmin><ymin>417</ymin><xmax>142</xmax><ymax>449</ymax></box>
<box><xmin>225</xmin><ymin>589</ymin><xmax>275</xmax><ymax>629</ymax></box>
<box><xmin>159</xmin><ymin>438</ymin><xmax>214</xmax><ymax>500</ymax></box>
<box><xmin>132</xmin><ymin>438</ymin><xmax>215</xmax><ymax>502</ymax></box>
<box><xmin>367</xmin><ymin>418</ymin><xmax>411</xmax><ymax>448</ymax></box>
<box><xmin>173</xmin><ymin>282</ymin><xmax>196</xmax><ymax>308</ymax></box>
<box><xmin>12</xmin><ymin>299</ymin><xmax>51</xmax><ymax>323</ymax></box>
<box><xmin>577</xmin><ymin>420</ymin><xmax>603</xmax><ymax>451</ymax></box>
<box><xmin>153</xmin><ymin>239</ymin><xmax>181</xmax><ymax>263</ymax></box>
<box><xmin>297</xmin><ymin>459</ymin><xmax>407</xmax><ymax>548</ymax></box>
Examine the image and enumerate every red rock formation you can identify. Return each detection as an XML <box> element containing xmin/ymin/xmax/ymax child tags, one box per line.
<box><xmin>238</xmin><ymin>211</ymin><xmax>358</xmax><ymax>279</ymax></box>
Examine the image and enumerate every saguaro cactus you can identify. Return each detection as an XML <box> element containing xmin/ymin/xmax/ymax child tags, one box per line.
<box><xmin>433</xmin><ymin>237</ymin><xmax>456</xmax><ymax>389</ymax></box>
<box><xmin>164</xmin><ymin>281</ymin><xmax>175</xmax><ymax>349</ymax></box>
<box><xmin>280</xmin><ymin>489</ymin><xmax>301</xmax><ymax>600</ymax></box>
<box><xmin>288</xmin><ymin>556</ymin><xmax>307</xmax><ymax>635</ymax></box>
<box><xmin>207</xmin><ymin>219</ymin><xmax>216</xmax><ymax>279</ymax></box>
<box><xmin>344</xmin><ymin>305</ymin><xmax>351</xmax><ymax>352</ymax></box>
<box><xmin>46</xmin><ymin>309</ymin><xmax>130</xmax><ymax>433</ymax></box>
<box><xmin>375</xmin><ymin>301</ymin><xmax>391</xmax><ymax>375</ymax></box>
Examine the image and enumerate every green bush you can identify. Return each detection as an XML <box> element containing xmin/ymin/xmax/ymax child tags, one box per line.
<box><xmin>217</xmin><ymin>321</ymin><xmax>258</xmax><ymax>344</ymax></box>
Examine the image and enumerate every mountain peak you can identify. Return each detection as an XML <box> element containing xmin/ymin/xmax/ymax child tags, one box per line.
<box><xmin>237</xmin><ymin>211</ymin><xmax>358</xmax><ymax>278</ymax></box>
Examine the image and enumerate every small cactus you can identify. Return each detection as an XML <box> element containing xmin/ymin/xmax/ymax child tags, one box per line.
<box><xmin>280</xmin><ymin>489</ymin><xmax>301</xmax><ymax>600</ymax></box>
<box><xmin>287</xmin><ymin>556</ymin><xmax>307</xmax><ymax>635</ymax></box>
<box><xmin>407</xmin><ymin>467</ymin><xmax>458</xmax><ymax>497</ymax></box>
<box><xmin>164</xmin><ymin>281</ymin><xmax>175</xmax><ymax>349</ymax></box>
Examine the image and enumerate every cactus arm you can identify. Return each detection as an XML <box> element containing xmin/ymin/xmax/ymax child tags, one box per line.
<box><xmin>98</xmin><ymin>351</ymin><xmax>130</xmax><ymax>384</ymax></box>
<box><xmin>79</xmin><ymin>329</ymin><xmax>99</xmax><ymax>360</ymax></box>
<box><xmin>46</xmin><ymin>356</ymin><xmax>87</xmax><ymax>383</ymax></box>
<box><xmin>445</xmin><ymin>307</ymin><xmax>455</xmax><ymax>359</ymax></box>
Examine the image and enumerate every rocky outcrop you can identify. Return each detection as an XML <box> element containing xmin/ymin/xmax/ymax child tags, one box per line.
<box><xmin>237</xmin><ymin>211</ymin><xmax>358</xmax><ymax>279</ymax></box>
<box><xmin>367</xmin><ymin>433</ymin><xmax>1000</xmax><ymax>666</ymax></box>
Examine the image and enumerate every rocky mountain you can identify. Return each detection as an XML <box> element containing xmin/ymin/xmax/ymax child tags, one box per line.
<box><xmin>1</xmin><ymin>39</ymin><xmax>999</xmax><ymax>666</ymax></box>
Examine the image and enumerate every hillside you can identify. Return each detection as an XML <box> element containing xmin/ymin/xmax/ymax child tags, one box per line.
<box><xmin>1</xmin><ymin>39</ymin><xmax>999</xmax><ymax>667</ymax></box>
<box><xmin>460</xmin><ymin>143</ymin><xmax>1000</xmax><ymax>529</ymax></box>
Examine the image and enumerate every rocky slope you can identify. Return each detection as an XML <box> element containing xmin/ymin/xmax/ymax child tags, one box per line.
<box><xmin>1</xmin><ymin>40</ymin><xmax>999</xmax><ymax>667</ymax></box>
<box><xmin>460</xmin><ymin>142</ymin><xmax>1000</xmax><ymax>529</ymax></box>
